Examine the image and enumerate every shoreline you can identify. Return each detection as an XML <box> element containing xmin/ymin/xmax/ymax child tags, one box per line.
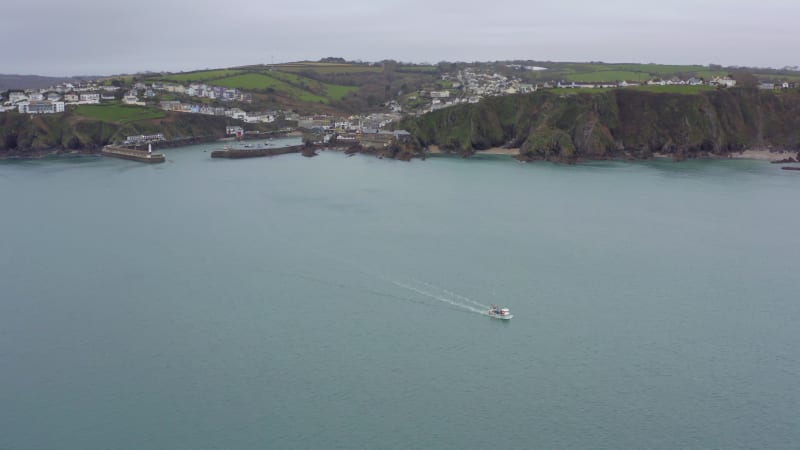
<box><xmin>426</xmin><ymin>145</ymin><xmax>798</xmax><ymax>162</ymax></box>
<box><xmin>4</xmin><ymin>143</ymin><xmax>798</xmax><ymax>164</ymax></box>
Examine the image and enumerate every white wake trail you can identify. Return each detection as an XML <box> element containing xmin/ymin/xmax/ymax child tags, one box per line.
<box><xmin>409</xmin><ymin>278</ymin><xmax>490</xmax><ymax>309</ymax></box>
<box><xmin>392</xmin><ymin>281</ymin><xmax>487</xmax><ymax>315</ymax></box>
<box><xmin>442</xmin><ymin>289</ymin><xmax>490</xmax><ymax>309</ymax></box>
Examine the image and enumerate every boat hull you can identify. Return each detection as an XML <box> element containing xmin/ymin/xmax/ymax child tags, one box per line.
<box><xmin>488</xmin><ymin>313</ymin><xmax>513</xmax><ymax>320</ymax></box>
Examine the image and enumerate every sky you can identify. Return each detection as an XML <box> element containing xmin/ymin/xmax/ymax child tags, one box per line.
<box><xmin>3</xmin><ymin>0</ymin><xmax>798</xmax><ymax>76</ymax></box>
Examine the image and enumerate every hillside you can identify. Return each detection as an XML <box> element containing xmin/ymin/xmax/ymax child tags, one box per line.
<box><xmin>482</xmin><ymin>61</ymin><xmax>800</xmax><ymax>84</ymax></box>
<box><xmin>144</xmin><ymin>61</ymin><xmax>439</xmax><ymax>114</ymax></box>
<box><xmin>402</xmin><ymin>88</ymin><xmax>800</xmax><ymax>161</ymax></box>
<box><xmin>0</xmin><ymin>105</ymin><xmax>261</xmax><ymax>156</ymax></box>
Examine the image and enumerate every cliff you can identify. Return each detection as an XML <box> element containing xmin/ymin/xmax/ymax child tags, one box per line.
<box><xmin>0</xmin><ymin>110</ymin><xmax>239</xmax><ymax>157</ymax></box>
<box><xmin>402</xmin><ymin>89</ymin><xmax>800</xmax><ymax>162</ymax></box>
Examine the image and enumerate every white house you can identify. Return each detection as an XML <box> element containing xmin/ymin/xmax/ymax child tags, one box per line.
<box><xmin>79</xmin><ymin>93</ymin><xmax>100</xmax><ymax>103</ymax></box>
<box><xmin>430</xmin><ymin>90</ymin><xmax>450</xmax><ymax>98</ymax></box>
<box><xmin>64</xmin><ymin>93</ymin><xmax>80</xmax><ymax>102</ymax></box>
<box><xmin>9</xmin><ymin>92</ymin><xmax>28</xmax><ymax>103</ymax></box>
<box><xmin>19</xmin><ymin>100</ymin><xmax>64</xmax><ymax>114</ymax></box>
<box><xmin>710</xmin><ymin>77</ymin><xmax>736</xmax><ymax>88</ymax></box>
<box><xmin>122</xmin><ymin>95</ymin><xmax>145</xmax><ymax>106</ymax></box>
<box><xmin>226</xmin><ymin>126</ymin><xmax>243</xmax><ymax>136</ymax></box>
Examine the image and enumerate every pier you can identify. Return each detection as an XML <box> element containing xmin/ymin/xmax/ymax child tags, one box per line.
<box><xmin>210</xmin><ymin>145</ymin><xmax>307</xmax><ymax>159</ymax></box>
<box><xmin>101</xmin><ymin>145</ymin><xmax>166</xmax><ymax>163</ymax></box>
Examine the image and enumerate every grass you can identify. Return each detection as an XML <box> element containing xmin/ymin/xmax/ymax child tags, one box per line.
<box><xmin>73</xmin><ymin>103</ymin><xmax>165</xmax><ymax>123</ymax></box>
<box><xmin>629</xmin><ymin>85</ymin><xmax>716</xmax><ymax>94</ymax></box>
<box><xmin>161</xmin><ymin>69</ymin><xmax>245</xmax><ymax>82</ymax></box>
<box><xmin>213</xmin><ymin>72</ymin><xmax>357</xmax><ymax>103</ymax></box>
<box><xmin>215</xmin><ymin>73</ymin><xmax>287</xmax><ymax>90</ymax></box>
<box><xmin>325</xmin><ymin>84</ymin><xmax>359</xmax><ymax>100</ymax></box>
<box><xmin>276</xmin><ymin>62</ymin><xmax>383</xmax><ymax>74</ymax></box>
<box><xmin>523</xmin><ymin>62</ymin><xmax>731</xmax><ymax>83</ymax></box>
<box><xmin>398</xmin><ymin>65</ymin><xmax>438</xmax><ymax>72</ymax></box>
<box><xmin>551</xmin><ymin>85</ymin><xmax>715</xmax><ymax>96</ymax></box>
<box><xmin>565</xmin><ymin>71</ymin><xmax>648</xmax><ymax>82</ymax></box>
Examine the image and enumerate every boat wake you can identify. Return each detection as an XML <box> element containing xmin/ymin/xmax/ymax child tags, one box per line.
<box><xmin>292</xmin><ymin>252</ymin><xmax>494</xmax><ymax>317</ymax></box>
<box><xmin>391</xmin><ymin>280</ymin><xmax>488</xmax><ymax>316</ymax></box>
<box><xmin>410</xmin><ymin>278</ymin><xmax>491</xmax><ymax>310</ymax></box>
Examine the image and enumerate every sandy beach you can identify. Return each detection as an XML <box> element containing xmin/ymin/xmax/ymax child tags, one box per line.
<box><xmin>476</xmin><ymin>147</ymin><xmax>520</xmax><ymax>155</ymax></box>
<box><xmin>727</xmin><ymin>149</ymin><xmax>798</xmax><ymax>161</ymax></box>
<box><xmin>427</xmin><ymin>145</ymin><xmax>796</xmax><ymax>161</ymax></box>
<box><xmin>426</xmin><ymin>145</ymin><xmax>519</xmax><ymax>155</ymax></box>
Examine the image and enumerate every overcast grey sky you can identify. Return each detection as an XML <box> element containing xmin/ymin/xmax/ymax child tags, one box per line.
<box><xmin>3</xmin><ymin>0</ymin><xmax>798</xmax><ymax>76</ymax></box>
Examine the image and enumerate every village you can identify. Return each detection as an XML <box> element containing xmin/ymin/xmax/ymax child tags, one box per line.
<box><xmin>405</xmin><ymin>68</ymin><xmax>796</xmax><ymax>115</ymax></box>
<box><xmin>1</xmin><ymin>68</ymin><xmax>797</xmax><ymax>151</ymax></box>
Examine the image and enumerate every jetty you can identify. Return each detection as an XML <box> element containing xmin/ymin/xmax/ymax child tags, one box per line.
<box><xmin>211</xmin><ymin>144</ymin><xmax>307</xmax><ymax>159</ymax></box>
<box><xmin>102</xmin><ymin>144</ymin><xmax>165</xmax><ymax>163</ymax></box>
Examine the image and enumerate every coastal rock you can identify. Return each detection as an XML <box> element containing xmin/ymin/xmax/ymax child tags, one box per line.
<box><xmin>402</xmin><ymin>89</ymin><xmax>800</xmax><ymax>163</ymax></box>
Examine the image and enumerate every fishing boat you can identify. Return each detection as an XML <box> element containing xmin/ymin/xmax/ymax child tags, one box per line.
<box><xmin>488</xmin><ymin>304</ymin><xmax>513</xmax><ymax>320</ymax></box>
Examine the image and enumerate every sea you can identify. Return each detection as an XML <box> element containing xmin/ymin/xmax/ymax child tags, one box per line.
<box><xmin>1</xmin><ymin>139</ymin><xmax>798</xmax><ymax>449</ymax></box>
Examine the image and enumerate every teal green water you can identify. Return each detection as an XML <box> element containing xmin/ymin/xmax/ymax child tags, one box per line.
<box><xmin>1</xmin><ymin>142</ymin><xmax>799</xmax><ymax>449</ymax></box>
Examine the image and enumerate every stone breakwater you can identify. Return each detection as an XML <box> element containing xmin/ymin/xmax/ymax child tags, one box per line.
<box><xmin>101</xmin><ymin>146</ymin><xmax>165</xmax><ymax>163</ymax></box>
<box><xmin>210</xmin><ymin>145</ymin><xmax>307</xmax><ymax>159</ymax></box>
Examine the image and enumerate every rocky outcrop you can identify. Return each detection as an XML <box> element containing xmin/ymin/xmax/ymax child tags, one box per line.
<box><xmin>0</xmin><ymin>110</ymin><xmax>242</xmax><ymax>158</ymax></box>
<box><xmin>402</xmin><ymin>89</ymin><xmax>800</xmax><ymax>162</ymax></box>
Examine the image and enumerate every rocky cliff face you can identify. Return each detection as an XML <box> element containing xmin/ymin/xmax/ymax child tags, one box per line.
<box><xmin>402</xmin><ymin>89</ymin><xmax>800</xmax><ymax>162</ymax></box>
<box><xmin>0</xmin><ymin>111</ymin><xmax>234</xmax><ymax>157</ymax></box>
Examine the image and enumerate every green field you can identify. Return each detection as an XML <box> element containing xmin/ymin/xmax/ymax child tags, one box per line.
<box><xmin>629</xmin><ymin>85</ymin><xmax>716</xmax><ymax>94</ymax></box>
<box><xmin>522</xmin><ymin>62</ymin><xmax>730</xmax><ymax>83</ymax></box>
<box><xmin>565</xmin><ymin>71</ymin><xmax>649</xmax><ymax>82</ymax></box>
<box><xmin>215</xmin><ymin>73</ymin><xmax>326</xmax><ymax>103</ymax></box>
<box><xmin>398</xmin><ymin>65</ymin><xmax>438</xmax><ymax>72</ymax></box>
<box><xmin>213</xmin><ymin>72</ymin><xmax>356</xmax><ymax>103</ymax></box>
<box><xmin>556</xmin><ymin>85</ymin><xmax>715</xmax><ymax>95</ymax></box>
<box><xmin>324</xmin><ymin>84</ymin><xmax>359</xmax><ymax>100</ymax></box>
<box><xmin>73</xmin><ymin>104</ymin><xmax>165</xmax><ymax>123</ymax></box>
<box><xmin>276</xmin><ymin>62</ymin><xmax>383</xmax><ymax>74</ymax></box>
<box><xmin>161</xmin><ymin>69</ymin><xmax>245</xmax><ymax>82</ymax></box>
<box><xmin>214</xmin><ymin>73</ymin><xmax>287</xmax><ymax>90</ymax></box>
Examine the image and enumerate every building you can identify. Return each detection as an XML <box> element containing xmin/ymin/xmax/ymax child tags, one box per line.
<box><xmin>430</xmin><ymin>91</ymin><xmax>450</xmax><ymax>98</ymax></box>
<box><xmin>226</xmin><ymin>126</ymin><xmax>244</xmax><ymax>137</ymax></box>
<box><xmin>160</xmin><ymin>101</ymin><xmax>182</xmax><ymax>111</ymax></box>
<box><xmin>122</xmin><ymin>95</ymin><xmax>145</xmax><ymax>106</ymax></box>
<box><xmin>123</xmin><ymin>133</ymin><xmax>165</xmax><ymax>145</ymax></box>
<box><xmin>79</xmin><ymin>93</ymin><xmax>100</xmax><ymax>103</ymax></box>
<box><xmin>9</xmin><ymin>92</ymin><xmax>28</xmax><ymax>103</ymax></box>
<box><xmin>710</xmin><ymin>77</ymin><xmax>736</xmax><ymax>88</ymax></box>
<box><xmin>19</xmin><ymin>100</ymin><xmax>65</xmax><ymax>114</ymax></box>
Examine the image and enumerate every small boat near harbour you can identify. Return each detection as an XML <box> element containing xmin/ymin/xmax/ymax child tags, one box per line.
<box><xmin>488</xmin><ymin>304</ymin><xmax>513</xmax><ymax>320</ymax></box>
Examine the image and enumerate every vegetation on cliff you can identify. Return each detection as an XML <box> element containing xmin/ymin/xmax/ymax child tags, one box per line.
<box><xmin>0</xmin><ymin>108</ymin><xmax>251</xmax><ymax>156</ymax></box>
<box><xmin>401</xmin><ymin>89</ymin><xmax>800</xmax><ymax>161</ymax></box>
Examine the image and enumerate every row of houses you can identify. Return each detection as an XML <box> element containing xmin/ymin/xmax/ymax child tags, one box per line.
<box><xmin>159</xmin><ymin>101</ymin><xmax>276</xmax><ymax>123</ymax></box>
<box><xmin>1</xmin><ymin>90</ymin><xmax>106</xmax><ymax>114</ymax></box>
<box><xmin>296</xmin><ymin>113</ymin><xmax>402</xmax><ymax>132</ymax></box>
<box><xmin>758</xmin><ymin>81</ymin><xmax>796</xmax><ymax>90</ymax></box>
<box><xmin>143</xmin><ymin>82</ymin><xmax>251</xmax><ymax>103</ymax></box>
